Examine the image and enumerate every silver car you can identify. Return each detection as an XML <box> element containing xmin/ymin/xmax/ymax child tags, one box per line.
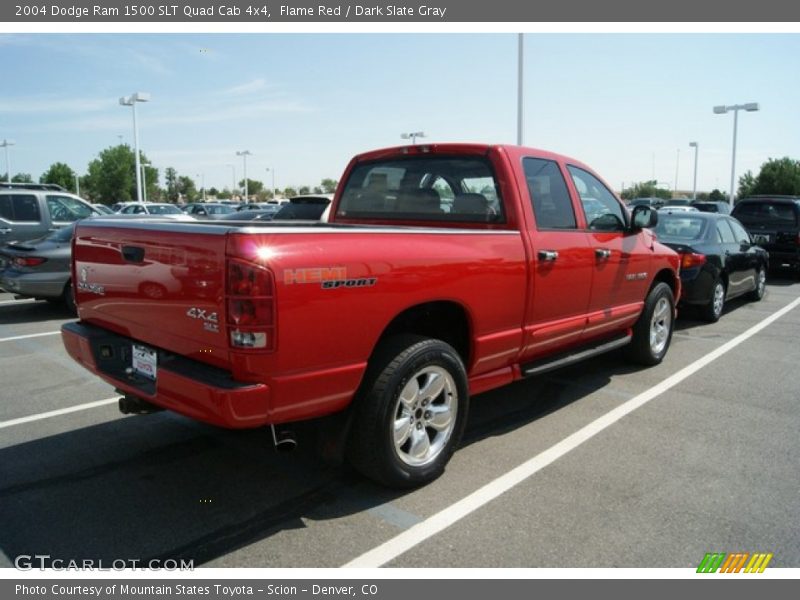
<box><xmin>0</xmin><ymin>222</ymin><xmax>77</xmax><ymax>312</ymax></box>
<box><xmin>0</xmin><ymin>189</ymin><xmax>100</xmax><ymax>245</ymax></box>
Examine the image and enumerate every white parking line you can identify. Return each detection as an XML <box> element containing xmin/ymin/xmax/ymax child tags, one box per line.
<box><xmin>0</xmin><ymin>298</ymin><xmax>38</xmax><ymax>306</ymax></box>
<box><xmin>0</xmin><ymin>331</ymin><xmax>60</xmax><ymax>343</ymax></box>
<box><xmin>0</xmin><ymin>397</ymin><xmax>119</xmax><ymax>430</ymax></box>
<box><xmin>343</xmin><ymin>294</ymin><xmax>800</xmax><ymax>568</ymax></box>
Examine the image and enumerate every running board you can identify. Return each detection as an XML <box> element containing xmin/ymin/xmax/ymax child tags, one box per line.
<box><xmin>522</xmin><ymin>334</ymin><xmax>631</xmax><ymax>377</ymax></box>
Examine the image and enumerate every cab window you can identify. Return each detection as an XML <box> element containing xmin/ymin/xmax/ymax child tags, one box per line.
<box><xmin>0</xmin><ymin>194</ymin><xmax>41</xmax><ymax>222</ymax></box>
<box><xmin>567</xmin><ymin>166</ymin><xmax>626</xmax><ymax>231</ymax></box>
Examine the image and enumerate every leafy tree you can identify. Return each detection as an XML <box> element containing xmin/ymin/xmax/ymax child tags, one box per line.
<box><xmin>238</xmin><ymin>179</ymin><xmax>264</xmax><ymax>198</ymax></box>
<box><xmin>708</xmin><ymin>189</ymin><xmax>728</xmax><ymax>202</ymax></box>
<box><xmin>84</xmin><ymin>145</ymin><xmax>141</xmax><ymax>203</ymax></box>
<box><xmin>177</xmin><ymin>176</ymin><xmax>198</xmax><ymax>201</ymax></box>
<box><xmin>208</xmin><ymin>187</ymin><xmax>220</xmax><ymax>197</ymax></box>
<box><xmin>621</xmin><ymin>180</ymin><xmax>671</xmax><ymax>201</ymax></box>
<box><xmin>12</xmin><ymin>173</ymin><xmax>33</xmax><ymax>183</ymax></box>
<box><xmin>283</xmin><ymin>187</ymin><xmax>297</xmax><ymax>197</ymax></box>
<box><xmin>164</xmin><ymin>167</ymin><xmax>180</xmax><ymax>202</ymax></box>
<box><xmin>313</xmin><ymin>186</ymin><xmax>323</xmax><ymax>194</ymax></box>
<box><xmin>40</xmin><ymin>162</ymin><xmax>77</xmax><ymax>192</ymax></box>
<box><xmin>320</xmin><ymin>178</ymin><xmax>338</xmax><ymax>193</ymax></box>
<box><xmin>737</xmin><ymin>170</ymin><xmax>757</xmax><ymax>200</ymax></box>
<box><xmin>142</xmin><ymin>164</ymin><xmax>159</xmax><ymax>201</ymax></box>
<box><xmin>298</xmin><ymin>185</ymin><xmax>310</xmax><ymax>195</ymax></box>
<box><xmin>748</xmin><ymin>157</ymin><xmax>800</xmax><ymax>196</ymax></box>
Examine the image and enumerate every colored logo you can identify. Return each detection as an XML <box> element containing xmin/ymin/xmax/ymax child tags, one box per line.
<box><xmin>696</xmin><ymin>552</ymin><xmax>773</xmax><ymax>573</ymax></box>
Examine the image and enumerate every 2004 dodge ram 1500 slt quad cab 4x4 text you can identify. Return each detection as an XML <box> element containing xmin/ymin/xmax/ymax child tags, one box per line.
<box><xmin>62</xmin><ymin>143</ymin><xmax>680</xmax><ymax>487</ymax></box>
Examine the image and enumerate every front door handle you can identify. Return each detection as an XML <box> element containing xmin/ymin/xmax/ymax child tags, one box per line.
<box><xmin>0</xmin><ymin>227</ymin><xmax>11</xmax><ymax>234</ymax></box>
<box><xmin>538</xmin><ymin>250</ymin><xmax>559</xmax><ymax>262</ymax></box>
<box><xmin>595</xmin><ymin>248</ymin><xmax>612</xmax><ymax>259</ymax></box>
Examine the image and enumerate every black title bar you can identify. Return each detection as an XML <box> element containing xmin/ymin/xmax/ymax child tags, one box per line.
<box><xmin>4</xmin><ymin>0</ymin><xmax>800</xmax><ymax>23</ymax></box>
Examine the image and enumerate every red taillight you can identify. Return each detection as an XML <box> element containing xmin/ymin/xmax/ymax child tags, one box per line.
<box><xmin>226</xmin><ymin>258</ymin><xmax>275</xmax><ymax>350</ymax></box>
<box><xmin>13</xmin><ymin>256</ymin><xmax>47</xmax><ymax>267</ymax></box>
<box><xmin>680</xmin><ymin>252</ymin><xmax>707</xmax><ymax>270</ymax></box>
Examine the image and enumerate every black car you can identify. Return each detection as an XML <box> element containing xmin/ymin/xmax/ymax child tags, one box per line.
<box><xmin>654</xmin><ymin>212</ymin><xmax>768</xmax><ymax>322</ymax></box>
<box><xmin>731</xmin><ymin>196</ymin><xmax>800</xmax><ymax>278</ymax></box>
<box><xmin>218</xmin><ymin>209</ymin><xmax>279</xmax><ymax>221</ymax></box>
<box><xmin>272</xmin><ymin>195</ymin><xmax>332</xmax><ymax>221</ymax></box>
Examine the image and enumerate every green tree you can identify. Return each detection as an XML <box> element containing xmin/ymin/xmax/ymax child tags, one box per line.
<box><xmin>298</xmin><ymin>185</ymin><xmax>310</xmax><ymax>195</ymax></box>
<box><xmin>84</xmin><ymin>145</ymin><xmax>141</xmax><ymax>203</ymax></box>
<box><xmin>320</xmin><ymin>178</ymin><xmax>338</xmax><ymax>193</ymax></box>
<box><xmin>622</xmin><ymin>180</ymin><xmax>671</xmax><ymax>201</ymax></box>
<box><xmin>283</xmin><ymin>187</ymin><xmax>297</xmax><ymax>197</ymax></box>
<box><xmin>749</xmin><ymin>157</ymin><xmax>800</xmax><ymax>196</ymax></box>
<box><xmin>11</xmin><ymin>173</ymin><xmax>33</xmax><ymax>183</ymax></box>
<box><xmin>208</xmin><ymin>187</ymin><xmax>220</xmax><ymax>198</ymax></box>
<box><xmin>709</xmin><ymin>189</ymin><xmax>728</xmax><ymax>202</ymax></box>
<box><xmin>40</xmin><ymin>162</ymin><xmax>77</xmax><ymax>192</ymax></box>
<box><xmin>165</xmin><ymin>167</ymin><xmax>180</xmax><ymax>202</ymax></box>
<box><xmin>143</xmin><ymin>164</ymin><xmax>159</xmax><ymax>201</ymax></box>
<box><xmin>737</xmin><ymin>170</ymin><xmax>757</xmax><ymax>200</ymax></box>
<box><xmin>177</xmin><ymin>176</ymin><xmax>198</xmax><ymax>201</ymax></box>
<box><xmin>239</xmin><ymin>179</ymin><xmax>264</xmax><ymax>198</ymax></box>
<box><xmin>313</xmin><ymin>186</ymin><xmax>323</xmax><ymax>194</ymax></box>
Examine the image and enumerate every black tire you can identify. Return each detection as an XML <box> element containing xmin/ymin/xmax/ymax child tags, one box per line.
<box><xmin>63</xmin><ymin>281</ymin><xmax>77</xmax><ymax>315</ymax></box>
<box><xmin>700</xmin><ymin>278</ymin><xmax>726</xmax><ymax>323</ymax></box>
<box><xmin>626</xmin><ymin>282</ymin><xmax>675</xmax><ymax>366</ymax></box>
<box><xmin>748</xmin><ymin>265</ymin><xmax>766</xmax><ymax>302</ymax></box>
<box><xmin>347</xmin><ymin>335</ymin><xmax>469</xmax><ymax>488</ymax></box>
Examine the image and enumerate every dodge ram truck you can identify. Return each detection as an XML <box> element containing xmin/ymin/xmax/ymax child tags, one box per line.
<box><xmin>61</xmin><ymin>143</ymin><xmax>680</xmax><ymax>487</ymax></box>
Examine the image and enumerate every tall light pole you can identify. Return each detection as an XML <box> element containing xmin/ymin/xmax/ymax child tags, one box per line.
<box><xmin>75</xmin><ymin>173</ymin><xmax>80</xmax><ymax>196</ymax></box>
<box><xmin>401</xmin><ymin>132</ymin><xmax>425</xmax><ymax>145</ymax></box>
<box><xmin>266</xmin><ymin>167</ymin><xmax>276</xmax><ymax>198</ymax></box>
<box><xmin>140</xmin><ymin>160</ymin><xmax>150</xmax><ymax>202</ymax></box>
<box><xmin>517</xmin><ymin>33</ymin><xmax>524</xmax><ymax>145</ymax></box>
<box><xmin>713</xmin><ymin>102</ymin><xmax>759</xmax><ymax>207</ymax></box>
<box><xmin>119</xmin><ymin>92</ymin><xmax>150</xmax><ymax>203</ymax></box>
<box><xmin>689</xmin><ymin>142</ymin><xmax>699</xmax><ymax>201</ymax></box>
<box><xmin>674</xmin><ymin>148</ymin><xmax>680</xmax><ymax>194</ymax></box>
<box><xmin>1</xmin><ymin>139</ymin><xmax>15</xmax><ymax>182</ymax></box>
<box><xmin>236</xmin><ymin>150</ymin><xmax>251</xmax><ymax>200</ymax></box>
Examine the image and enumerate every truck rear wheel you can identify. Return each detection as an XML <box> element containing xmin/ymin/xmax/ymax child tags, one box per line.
<box><xmin>626</xmin><ymin>282</ymin><xmax>674</xmax><ymax>366</ymax></box>
<box><xmin>348</xmin><ymin>335</ymin><xmax>469</xmax><ymax>488</ymax></box>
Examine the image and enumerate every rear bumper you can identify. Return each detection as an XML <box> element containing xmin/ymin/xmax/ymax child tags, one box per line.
<box><xmin>0</xmin><ymin>270</ymin><xmax>67</xmax><ymax>299</ymax></box>
<box><xmin>61</xmin><ymin>321</ymin><xmax>271</xmax><ymax>428</ymax></box>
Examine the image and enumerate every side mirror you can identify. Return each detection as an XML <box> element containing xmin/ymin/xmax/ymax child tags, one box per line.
<box><xmin>631</xmin><ymin>205</ymin><xmax>658</xmax><ymax>230</ymax></box>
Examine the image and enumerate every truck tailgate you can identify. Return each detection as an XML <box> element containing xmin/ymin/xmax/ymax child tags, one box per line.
<box><xmin>73</xmin><ymin>219</ymin><xmax>231</xmax><ymax>366</ymax></box>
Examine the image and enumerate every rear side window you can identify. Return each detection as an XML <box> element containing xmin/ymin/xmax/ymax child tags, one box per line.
<box><xmin>0</xmin><ymin>194</ymin><xmax>41</xmax><ymax>222</ymax></box>
<box><xmin>716</xmin><ymin>220</ymin><xmax>737</xmax><ymax>244</ymax></box>
<box><xmin>46</xmin><ymin>195</ymin><xmax>94</xmax><ymax>222</ymax></box>
<box><xmin>337</xmin><ymin>156</ymin><xmax>504</xmax><ymax>223</ymax></box>
<box><xmin>524</xmin><ymin>157</ymin><xmax>576</xmax><ymax>230</ymax></box>
<box><xmin>734</xmin><ymin>202</ymin><xmax>798</xmax><ymax>226</ymax></box>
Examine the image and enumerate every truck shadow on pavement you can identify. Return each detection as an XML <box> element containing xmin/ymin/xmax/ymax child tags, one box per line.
<box><xmin>0</xmin><ymin>356</ymin><xmax>627</xmax><ymax>569</ymax></box>
<box><xmin>0</xmin><ymin>300</ymin><xmax>73</xmax><ymax>326</ymax></box>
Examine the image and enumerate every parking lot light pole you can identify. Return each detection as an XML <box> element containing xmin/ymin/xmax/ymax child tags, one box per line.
<box><xmin>401</xmin><ymin>132</ymin><xmax>425</xmax><ymax>145</ymax></box>
<box><xmin>713</xmin><ymin>102</ymin><xmax>759</xmax><ymax>207</ymax></box>
<box><xmin>236</xmin><ymin>150</ymin><xmax>251</xmax><ymax>200</ymax></box>
<box><xmin>689</xmin><ymin>142</ymin><xmax>699</xmax><ymax>201</ymax></box>
<box><xmin>197</xmin><ymin>173</ymin><xmax>206</xmax><ymax>201</ymax></box>
<box><xmin>1</xmin><ymin>139</ymin><xmax>15</xmax><ymax>182</ymax></box>
<box><xmin>119</xmin><ymin>92</ymin><xmax>150</xmax><ymax>203</ymax></box>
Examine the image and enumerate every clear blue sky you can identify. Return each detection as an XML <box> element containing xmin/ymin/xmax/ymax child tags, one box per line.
<box><xmin>1</xmin><ymin>33</ymin><xmax>798</xmax><ymax>195</ymax></box>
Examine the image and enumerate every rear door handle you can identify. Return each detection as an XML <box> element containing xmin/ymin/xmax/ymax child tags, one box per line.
<box><xmin>595</xmin><ymin>248</ymin><xmax>612</xmax><ymax>259</ymax></box>
<box><xmin>538</xmin><ymin>250</ymin><xmax>558</xmax><ymax>262</ymax></box>
<box><xmin>0</xmin><ymin>227</ymin><xmax>11</xmax><ymax>234</ymax></box>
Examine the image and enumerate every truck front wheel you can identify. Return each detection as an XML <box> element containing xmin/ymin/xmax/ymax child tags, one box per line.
<box><xmin>626</xmin><ymin>282</ymin><xmax>675</xmax><ymax>366</ymax></box>
<box><xmin>348</xmin><ymin>335</ymin><xmax>469</xmax><ymax>488</ymax></box>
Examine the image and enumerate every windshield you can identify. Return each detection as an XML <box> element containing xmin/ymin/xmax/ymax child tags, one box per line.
<box><xmin>734</xmin><ymin>202</ymin><xmax>798</xmax><ymax>226</ymax></box>
<box><xmin>337</xmin><ymin>156</ymin><xmax>504</xmax><ymax>223</ymax></box>
<box><xmin>148</xmin><ymin>204</ymin><xmax>182</xmax><ymax>215</ymax></box>
<box><xmin>654</xmin><ymin>215</ymin><xmax>707</xmax><ymax>242</ymax></box>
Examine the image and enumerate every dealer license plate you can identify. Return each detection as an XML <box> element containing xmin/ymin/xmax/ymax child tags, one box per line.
<box><xmin>132</xmin><ymin>344</ymin><xmax>157</xmax><ymax>380</ymax></box>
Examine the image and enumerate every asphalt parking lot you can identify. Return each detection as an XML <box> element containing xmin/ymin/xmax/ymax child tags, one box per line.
<box><xmin>1</xmin><ymin>280</ymin><xmax>799</xmax><ymax>570</ymax></box>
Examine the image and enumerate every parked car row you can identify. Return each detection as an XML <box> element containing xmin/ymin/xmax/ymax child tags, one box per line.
<box><xmin>1</xmin><ymin>187</ymin><xmax>792</xmax><ymax>320</ymax></box>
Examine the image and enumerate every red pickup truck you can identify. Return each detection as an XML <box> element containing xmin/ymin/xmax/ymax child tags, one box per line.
<box><xmin>62</xmin><ymin>143</ymin><xmax>680</xmax><ymax>487</ymax></box>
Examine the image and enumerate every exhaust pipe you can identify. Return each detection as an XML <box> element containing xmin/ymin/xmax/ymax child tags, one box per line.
<box><xmin>118</xmin><ymin>393</ymin><xmax>163</xmax><ymax>415</ymax></box>
<box><xmin>270</xmin><ymin>424</ymin><xmax>297</xmax><ymax>452</ymax></box>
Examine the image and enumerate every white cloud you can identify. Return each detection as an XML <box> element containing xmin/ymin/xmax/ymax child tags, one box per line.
<box><xmin>222</xmin><ymin>78</ymin><xmax>274</xmax><ymax>96</ymax></box>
